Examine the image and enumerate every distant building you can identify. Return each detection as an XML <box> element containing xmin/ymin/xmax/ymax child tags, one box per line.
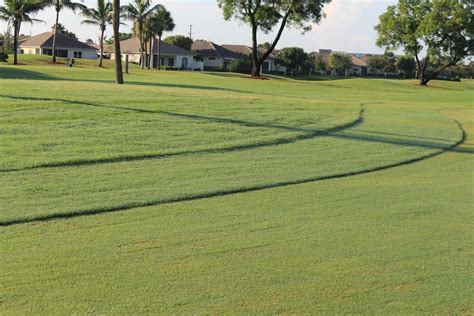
<box><xmin>222</xmin><ymin>44</ymin><xmax>286</xmax><ymax>73</ymax></box>
<box><xmin>313</xmin><ymin>49</ymin><xmax>369</xmax><ymax>76</ymax></box>
<box><xmin>18</xmin><ymin>32</ymin><xmax>97</xmax><ymax>59</ymax></box>
<box><xmin>191</xmin><ymin>41</ymin><xmax>243</xmax><ymax>70</ymax></box>
<box><xmin>105</xmin><ymin>37</ymin><xmax>201</xmax><ymax>70</ymax></box>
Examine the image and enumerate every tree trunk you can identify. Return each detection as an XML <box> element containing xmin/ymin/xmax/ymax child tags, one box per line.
<box><xmin>51</xmin><ymin>6</ymin><xmax>60</xmax><ymax>63</ymax></box>
<box><xmin>13</xmin><ymin>21</ymin><xmax>19</xmax><ymax>65</ymax></box>
<box><xmin>99</xmin><ymin>27</ymin><xmax>105</xmax><ymax>67</ymax></box>
<box><xmin>147</xmin><ymin>37</ymin><xmax>152</xmax><ymax>70</ymax></box>
<box><xmin>249</xmin><ymin>9</ymin><xmax>291</xmax><ymax>79</ymax></box>
<box><xmin>250</xmin><ymin>21</ymin><xmax>261</xmax><ymax>78</ymax></box>
<box><xmin>112</xmin><ymin>0</ymin><xmax>123</xmax><ymax>84</ymax></box>
<box><xmin>157</xmin><ymin>36</ymin><xmax>161</xmax><ymax>70</ymax></box>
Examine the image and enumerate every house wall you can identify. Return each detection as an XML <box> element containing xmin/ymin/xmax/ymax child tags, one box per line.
<box><xmin>202</xmin><ymin>57</ymin><xmax>224</xmax><ymax>68</ymax></box>
<box><xmin>19</xmin><ymin>46</ymin><xmax>97</xmax><ymax>59</ymax></box>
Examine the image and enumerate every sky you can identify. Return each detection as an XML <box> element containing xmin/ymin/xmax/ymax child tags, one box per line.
<box><xmin>0</xmin><ymin>0</ymin><xmax>398</xmax><ymax>54</ymax></box>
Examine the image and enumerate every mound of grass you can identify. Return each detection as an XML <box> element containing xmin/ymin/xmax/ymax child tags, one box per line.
<box><xmin>0</xmin><ymin>64</ymin><xmax>472</xmax><ymax>313</ymax></box>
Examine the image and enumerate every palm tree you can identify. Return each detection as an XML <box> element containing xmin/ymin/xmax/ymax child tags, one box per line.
<box><xmin>81</xmin><ymin>0</ymin><xmax>113</xmax><ymax>67</ymax></box>
<box><xmin>112</xmin><ymin>0</ymin><xmax>123</xmax><ymax>83</ymax></box>
<box><xmin>121</xmin><ymin>0</ymin><xmax>162</xmax><ymax>69</ymax></box>
<box><xmin>0</xmin><ymin>0</ymin><xmax>47</xmax><ymax>65</ymax></box>
<box><xmin>148</xmin><ymin>7</ymin><xmax>174</xmax><ymax>70</ymax></box>
<box><xmin>48</xmin><ymin>0</ymin><xmax>86</xmax><ymax>63</ymax></box>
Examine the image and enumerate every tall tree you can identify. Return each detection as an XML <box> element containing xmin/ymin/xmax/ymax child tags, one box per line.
<box><xmin>122</xmin><ymin>0</ymin><xmax>162</xmax><ymax>69</ymax></box>
<box><xmin>112</xmin><ymin>0</ymin><xmax>123</xmax><ymax>83</ymax></box>
<box><xmin>51</xmin><ymin>23</ymin><xmax>78</xmax><ymax>39</ymax></box>
<box><xmin>328</xmin><ymin>53</ymin><xmax>351</xmax><ymax>76</ymax></box>
<box><xmin>81</xmin><ymin>0</ymin><xmax>113</xmax><ymax>67</ymax></box>
<box><xmin>163</xmin><ymin>35</ymin><xmax>192</xmax><ymax>51</ymax></box>
<box><xmin>375</xmin><ymin>0</ymin><xmax>473</xmax><ymax>86</ymax></box>
<box><xmin>105</xmin><ymin>32</ymin><xmax>132</xmax><ymax>44</ymax></box>
<box><xmin>0</xmin><ymin>0</ymin><xmax>46</xmax><ymax>65</ymax></box>
<box><xmin>396</xmin><ymin>55</ymin><xmax>416</xmax><ymax>78</ymax></box>
<box><xmin>276</xmin><ymin>47</ymin><xmax>307</xmax><ymax>74</ymax></box>
<box><xmin>148</xmin><ymin>7</ymin><xmax>174</xmax><ymax>70</ymax></box>
<box><xmin>48</xmin><ymin>0</ymin><xmax>86</xmax><ymax>63</ymax></box>
<box><xmin>217</xmin><ymin>0</ymin><xmax>331</xmax><ymax>78</ymax></box>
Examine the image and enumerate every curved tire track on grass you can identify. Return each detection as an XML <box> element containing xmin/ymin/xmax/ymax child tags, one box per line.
<box><xmin>0</xmin><ymin>96</ymin><xmax>365</xmax><ymax>173</ymax></box>
<box><xmin>0</xmin><ymin>115</ymin><xmax>465</xmax><ymax>227</ymax></box>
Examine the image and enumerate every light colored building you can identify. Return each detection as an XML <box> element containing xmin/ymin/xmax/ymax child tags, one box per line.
<box><xmin>106</xmin><ymin>37</ymin><xmax>201</xmax><ymax>70</ymax></box>
<box><xmin>19</xmin><ymin>32</ymin><xmax>97</xmax><ymax>59</ymax></box>
<box><xmin>191</xmin><ymin>41</ymin><xmax>243</xmax><ymax>69</ymax></box>
<box><xmin>222</xmin><ymin>44</ymin><xmax>287</xmax><ymax>74</ymax></box>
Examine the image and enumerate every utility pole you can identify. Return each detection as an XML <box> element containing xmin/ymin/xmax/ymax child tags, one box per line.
<box><xmin>189</xmin><ymin>25</ymin><xmax>193</xmax><ymax>40</ymax></box>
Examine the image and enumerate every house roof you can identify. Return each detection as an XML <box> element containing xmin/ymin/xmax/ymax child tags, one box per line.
<box><xmin>347</xmin><ymin>53</ymin><xmax>368</xmax><ymax>67</ymax></box>
<box><xmin>112</xmin><ymin>37</ymin><xmax>194</xmax><ymax>55</ymax></box>
<box><xmin>191</xmin><ymin>41</ymin><xmax>242</xmax><ymax>59</ymax></box>
<box><xmin>19</xmin><ymin>32</ymin><xmax>96</xmax><ymax>50</ymax></box>
<box><xmin>221</xmin><ymin>44</ymin><xmax>277</xmax><ymax>59</ymax></box>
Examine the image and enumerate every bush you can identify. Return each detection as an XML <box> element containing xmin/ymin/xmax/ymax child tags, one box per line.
<box><xmin>0</xmin><ymin>50</ymin><xmax>8</xmax><ymax>62</ymax></box>
<box><xmin>226</xmin><ymin>59</ymin><xmax>252</xmax><ymax>74</ymax></box>
<box><xmin>203</xmin><ymin>65</ymin><xmax>226</xmax><ymax>72</ymax></box>
<box><xmin>161</xmin><ymin>66</ymin><xmax>178</xmax><ymax>71</ymax></box>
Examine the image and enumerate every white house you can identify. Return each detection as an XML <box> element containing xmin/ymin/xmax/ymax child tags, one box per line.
<box><xmin>18</xmin><ymin>32</ymin><xmax>97</xmax><ymax>59</ymax></box>
<box><xmin>222</xmin><ymin>44</ymin><xmax>287</xmax><ymax>74</ymax></box>
<box><xmin>191</xmin><ymin>41</ymin><xmax>243</xmax><ymax>69</ymax></box>
<box><xmin>106</xmin><ymin>37</ymin><xmax>202</xmax><ymax>70</ymax></box>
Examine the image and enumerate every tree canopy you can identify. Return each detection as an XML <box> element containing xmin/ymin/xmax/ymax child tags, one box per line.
<box><xmin>375</xmin><ymin>0</ymin><xmax>473</xmax><ymax>85</ymax></box>
<box><xmin>164</xmin><ymin>35</ymin><xmax>192</xmax><ymax>51</ymax></box>
<box><xmin>51</xmin><ymin>23</ymin><xmax>78</xmax><ymax>39</ymax></box>
<box><xmin>217</xmin><ymin>0</ymin><xmax>331</xmax><ymax>78</ymax></box>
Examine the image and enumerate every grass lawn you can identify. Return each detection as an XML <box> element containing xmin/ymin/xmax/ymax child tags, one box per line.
<box><xmin>0</xmin><ymin>55</ymin><xmax>473</xmax><ymax>313</ymax></box>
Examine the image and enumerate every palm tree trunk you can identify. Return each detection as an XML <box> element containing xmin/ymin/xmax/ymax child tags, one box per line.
<box><xmin>51</xmin><ymin>6</ymin><xmax>60</xmax><ymax>63</ymax></box>
<box><xmin>13</xmin><ymin>21</ymin><xmax>19</xmax><ymax>65</ymax></box>
<box><xmin>147</xmin><ymin>37</ymin><xmax>152</xmax><ymax>70</ymax></box>
<box><xmin>98</xmin><ymin>27</ymin><xmax>105</xmax><ymax>67</ymax></box>
<box><xmin>157</xmin><ymin>36</ymin><xmax>161</xmax><ymax>70</ymax></box>
<box><xmin>112</xmin><ymin>0</ymin><xmax>123</xmax><ymax>84</ymax></box>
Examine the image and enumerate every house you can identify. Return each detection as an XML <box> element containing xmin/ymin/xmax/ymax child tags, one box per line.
<box><xmin>106</xmin><ymin>37</ymin><xmax>201</xmax><ymax>70</ymax></box>
<box><xmin>18</xmin><ymin>32</ymin><xmax>97</xmax><ymax>59</ymax></box>
<box><xmin>347</xmin><ymin>54</ymin><xmax>368</xmax><ymax>75</ymax></box>
<box><xmin>222</xmin><ymin>44</ymin><xmax>286</xmax><ymax>73</ymax></box>
<box><xmin>191</xmin><ymin>41</ymin><xmax>243</xmax><ymax>69</ymax></box>
<box><xmin>312</xmin><ymin>49</ymin><xmax>369</xmax><ymax>76</ymax></box>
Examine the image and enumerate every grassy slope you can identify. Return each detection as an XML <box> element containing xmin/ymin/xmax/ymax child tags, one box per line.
<box><xmin>0</xmin><ymin>56</ymin><xmax>473</xmax><ymax>313</ymax></box>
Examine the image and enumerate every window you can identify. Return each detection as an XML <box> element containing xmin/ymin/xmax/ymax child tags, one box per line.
<box><xmin>73</xmin><ymin>51</ymin><xmax>82</xmax><ymax>59</ymax></box>
<box><xmin>168</xmin><ymin>58</ymin><xmax>174</xmax><ymax>66</ymax></box>
<box><xmin>208</xmin><ymin>57</ymin><xmax>216</xmax><ymax>60</ymax></box>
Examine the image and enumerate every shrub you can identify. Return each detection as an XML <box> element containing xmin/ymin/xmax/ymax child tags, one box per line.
<box><xmin>226</xmin><ymin>59</ymin><xmax>252</xmax><ymax>74</ymax></box>
<box><xmin>0</xmin><ymin>50</ymin><xmax>8</xmax><ymax>62</ymax></box>
<box><xmin>162</xmin><ymin>66</ymin><xmax>178</xmax><ymax>71</ymax></box>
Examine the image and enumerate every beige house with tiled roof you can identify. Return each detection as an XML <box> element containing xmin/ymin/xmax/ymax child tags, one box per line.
<box><xmin>222</xmin><ymin>44</ymin><xmax>286</xmax><ymax>73</ymax></box>
<box><xmin>313</xmin><ymin>49</ymin><xmax>369</xmax><ymax>76</ymax></box>
<box><xmin>19</xmin><ymin>32</ymin><xmax>97</xmax><ymax>59</ymax></box>
<box><xmin>191</xmin><ymin>41</ymin><xmax>243</xmax><ymax>69</ymax></box>
<box><xmin>105</xmin><ymin>37</ymin><xmax>200</xmax><ymax>70</ymax></box>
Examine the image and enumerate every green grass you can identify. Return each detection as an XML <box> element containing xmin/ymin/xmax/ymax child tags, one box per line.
<box><xmin>0</xmin><ymin>55</ymin><xmax>473</xmax><ymax>313</ymax></box>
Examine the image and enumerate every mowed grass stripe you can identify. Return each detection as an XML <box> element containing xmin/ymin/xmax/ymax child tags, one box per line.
<box><xmin>0</xmin><ymin>109</ymin><xmax>462</xmax><ymax>225</ymax></box>
<box><xmin>0</xmin><ymin>101</ymin><xmax>365</xmax><ymax>172</ymax></box>
<box><xmin>0</xmin><ymin>92</ymin><xmax>358</xmax><ymax>170</ymax></box>
<box><xmin>0</xmin><ymin>117</ymin><xmax>465</xmax><ymax>227</ymax></box>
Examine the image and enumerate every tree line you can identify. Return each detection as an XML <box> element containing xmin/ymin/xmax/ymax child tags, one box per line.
<box><xmin>1</xmin><ymin>0</ymin><xmax>472</xmax><ymax>85</ymax></box>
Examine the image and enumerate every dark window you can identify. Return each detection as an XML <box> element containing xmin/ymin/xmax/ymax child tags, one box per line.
<box><xmin>73</xmin><ymin>51</ymin><xmax>82</xmax><ymax>59</ymax></box>
<box><xmin>168</xmin><ymin>58</ymin><xmax>174</xmax><ymax>66</ymax></box>
<box><xmin>208</xmin><ymin>57</ymin><xmax>216</xmax><ymax>60</ymax></box>
<box><xmin>160</xmin><ymin>57</ymin><xmax>164</xmax><ymax>66</ymax></box>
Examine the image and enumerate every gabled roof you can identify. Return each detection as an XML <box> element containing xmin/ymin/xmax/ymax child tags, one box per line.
<box><xmin>191</xmin><ymin>41</ymin><xmax>242</xmax><ymax>59</ymax></box>
<box><xmin>115</xmin><ymin>37</ymin><xmax>194</xmax><ymax>55</ymax></box>
<box><xmin>19</xmin><ymin>32</ymin><xmax>96</xmax><ymax>50</ymax></box>
<box><xmin>221</xmin><ymin>44</ymin><xmax>277</xmax><ymax>59</ymax></box>
<box><xmin>347</xmin><ymin>53</ymin><xmax>368</xmax><ymax>67</ymax></box>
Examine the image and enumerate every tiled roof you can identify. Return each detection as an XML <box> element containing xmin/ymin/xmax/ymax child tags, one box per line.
<box><xmin>112</xmin><ymin>37</ymin><xmax>194</xmax><ymax>55</ymax></box>
<box><xmin>19</xmin><ymin>32</ymin><xmax>96</xmax><ymax>50</ymax></box>
<box><xmin>191</xmin><ymin>41</ymin><xmax>242</xmax><ymax>59</ymax></box>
